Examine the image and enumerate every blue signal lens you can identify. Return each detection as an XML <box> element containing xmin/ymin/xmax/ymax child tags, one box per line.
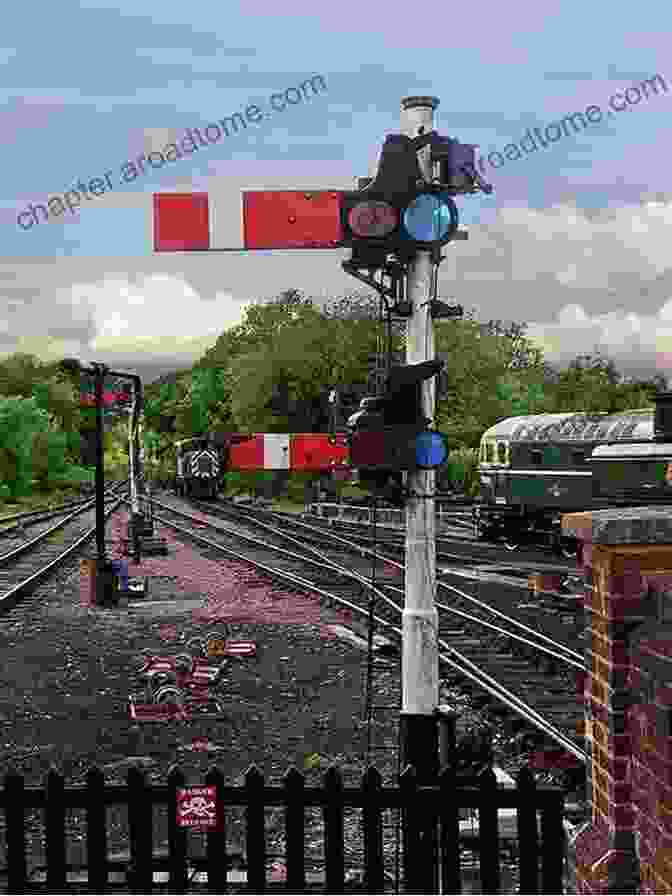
<box><xmin>403</xmin><ymin>194</ymin><xmax>456</xmax><ymax>243</ymax></box>
<box><xmin>415</xmin><ymin>431</ymin><xmax>447</xmax><ymax>468</ymax></box>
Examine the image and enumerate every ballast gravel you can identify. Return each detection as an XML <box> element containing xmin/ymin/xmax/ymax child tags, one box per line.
<box><xmin>0</xmin><ymin>507</ymin><xmax>405</xmax><ymax>878</ymax></box>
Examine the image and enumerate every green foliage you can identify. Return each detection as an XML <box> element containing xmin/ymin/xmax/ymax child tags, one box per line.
<box><xmin>444</xmin><ymin>447</ymin><xmax>480</xmax><ymax>497</ymax></box>
<box><xmin>434</xmin><ymin>314</ymin><xmax>535</xmax><ymax>447</ymax></box>
<box><xmin>0</xmin><ymin>395</ymin><xmax>50</xmax><ymax>497</ymax></box>
<box><xmin>545</xmin><ymin>352</ymin><xmax>658</xmax><ymax>414</ymax></box>
<box><xmin>11</xmin><ymin>291</ymin><xmax>661</xmax><ymax>507</ymax></box>
<box><xmin>495</xmin><ymin>379</ymin><xmax>547</xmax><ymax>415</ymax></box>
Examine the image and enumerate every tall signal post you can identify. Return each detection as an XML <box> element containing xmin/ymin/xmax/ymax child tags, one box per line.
<box><xmin>399</xmin><ymin>96</ymin><xmax>440</xmax><ymax>779</ymax></box>
<box><xmin>152</xmin><ymin>90</ymin><xmax>491</xmax><ymax>800</ymax></box>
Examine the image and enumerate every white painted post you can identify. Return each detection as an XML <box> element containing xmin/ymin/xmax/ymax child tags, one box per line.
<box><xmin>398</xmin><ymin>96</ymin><xmax>440</xmax><ymax>783</ymax></box>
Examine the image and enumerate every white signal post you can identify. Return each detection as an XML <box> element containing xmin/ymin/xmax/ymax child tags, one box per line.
<box><xmin>399</xmin><ymin>97</ymin><xmax>440</xmax><ymax>784</ymax></box>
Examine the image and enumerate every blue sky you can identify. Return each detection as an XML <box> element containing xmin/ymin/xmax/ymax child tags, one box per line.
<box><xmin>2</xmin><ymin>0</ymin><xmax>672</xmax><ymax>382</ymax></box>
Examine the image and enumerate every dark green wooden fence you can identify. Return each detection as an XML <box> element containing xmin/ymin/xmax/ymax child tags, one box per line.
<box><xmin>0</xmin><ymin>762</ymin><xmax>564</xmax><ymax>893</ymax></box>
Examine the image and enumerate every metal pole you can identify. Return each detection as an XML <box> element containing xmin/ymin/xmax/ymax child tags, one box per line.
<box><xmin>399</xmin><ymin>95</ymin><xmax>440</xmax><ymax>783</ymax></box>
<box><xmin>129</xmin><ymin>392</ymin><xmax>138</xmax><ymax>515</ymax></box>
<box><xmin>129</xmin><ymin>375</ymin><xmax>143</xmax><ymax>565</ymax></box>
<box><xmin>93</xmin><ymin>364</ymin><xmax>107</xmax><ymax>601</ymax></box>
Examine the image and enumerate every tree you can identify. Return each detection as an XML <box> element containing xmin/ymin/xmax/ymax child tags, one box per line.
<box><xmin>0</xmin><ymin>396</ymin><xmax>50</xmax><ymax>498</ymax></box>
<box><xmin>546</xmin><ymin>352</ymin><xmax>625</xmax><ymax>413</ymax></box>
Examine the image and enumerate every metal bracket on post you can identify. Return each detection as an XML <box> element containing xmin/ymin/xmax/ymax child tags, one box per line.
<box><xmin>342</xmin><ymin>257</ymin><xmax>408</xmax><ymax>302</ymax></box>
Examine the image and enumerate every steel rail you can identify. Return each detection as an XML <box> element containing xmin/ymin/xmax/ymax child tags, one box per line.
<box><xmin>0</xmin><ymin>486</ymin><xmax>123</xmax><ymax>526</ymax></box>
<box><xmin>144</xmin><ymin>498</ymin><xmax>587</xmax><ymax>763</ymax></box>
<box><xmin>145</xmin><ymin>496</ymin><xmax>400</xmax><ymax>615</ymax></box>
<box><xmin>0</xmin><ymin>483</ymin><xmax>128</xmax><ymax>612</ymax></box>
<box><xmin>230</xmin><ymin>503</ymin><xmax>584</xmax><ymax>665</ymax></box>
<box><xmin>168</xmin><ymin>497</ymin><xmax>582</xmax><ymax>667</ymax></box>
<box><xmin>0</xmin><ymin>481</ymin><xmax>129</xmax><ymax>564</ymax></box>
<box><xmin>297</xmin><ymin>513</ymin><xmax>574</xmax><ymax>569</ymax></box>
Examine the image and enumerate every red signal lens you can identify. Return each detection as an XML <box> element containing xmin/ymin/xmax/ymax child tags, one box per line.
<box><xmin>347</xmin><ymin>201</ymin><xmax>398</xmax><ymax>238</ymax></box>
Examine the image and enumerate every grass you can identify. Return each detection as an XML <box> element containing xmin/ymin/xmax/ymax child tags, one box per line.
<box><xmin>269</xmin><ymin>497</ymin><xmax>305</xmax><ymax>513</ymax></box>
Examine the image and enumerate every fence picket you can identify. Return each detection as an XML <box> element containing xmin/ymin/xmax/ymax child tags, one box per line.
<box><xmin>284</xmin><ymin>767</ymin><xmax>305</xmax><ymax>891</ymax></box>
<box><xmin>0</xmin><ymin>760</ymin><xmax>567</xmax><ymax>894</ymax></box>
<box><xmin>127</xmin><ymin>766</ymin><xmax>153</xmax><ymax>890</ymax></box>
<box><xmin>439</xmin><ymin>765</ymin><xmax>461</xmax><ymax>894</ymax></box>
<box><xmin>205</xmin><ymin>766</ymin><xmax>227</xmax><ymax>892</ymax></box>
<box><xmin>400</xmin><ymin>765</ymin><xmax>421</xmax><ymax>893</ymax></box>
<box><xmin>362</xmin><ymin>766</ymin><xmax>384</xmax><ymax>894</ymax></box>
<box><xmin>168</xmin><ymin>764</ymin><xmax>188</xmax><ymax>891</ymax></box>
<box><xmin>245</xmin><ymin>765</ymin><xmax>266</xmax><ymax>893</ymax></box>
<box><xmin>86</xmin><ymin>766</ymin><xmax>107</xmax><ymax>890</ymax></box>
<box><xmin>540</xmin><ymin>786</ymin><xmax>565</xmax><ymax>892</ymax></box>
<box><xmin>323</xmin><ymin>766</ymin><xmax>345</xmax><ymax>894</ymax></box>
<box><xmin>45</xmin><ymin>767</ymin><xmax>66</xmax><ymax>890</ymax></box>
<box><xmin>477</xmin><ymin>767</ymin><xmax>500</xmax><ymax>894</ymax></box>
<box><xmin>516</xmin><ymin>766</ymin><xmax>539</xmax><ymax>894</ymax></box>
<box><xmin>5</xmin><ymin>769</ymin><xmax>27</xmax><ymax>892</ymax></box>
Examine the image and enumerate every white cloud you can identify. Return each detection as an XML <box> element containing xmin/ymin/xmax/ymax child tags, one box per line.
<box><xmin>80</xmin><ymin>274</ymin><xmax>249</xmax><ymax>352</ymax></box>
<box><xmin>4</xmin><ymin>193</ymin><xmax>672</xmax><ymax>385</ymax></box>
<box><xmin>528</xmin><ymin>299</ymin><xmax>672</xmax><ymax>378</ymax></box>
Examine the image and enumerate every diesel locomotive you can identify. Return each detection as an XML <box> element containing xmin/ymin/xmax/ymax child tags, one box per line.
<box><xmin>473</xmin><ymin>393</ymin><xmax>672</xmax><ymax>555</ymax></box>
<box><xmin>173</xmin><ymin>436</ymin><xmax>222</xmax><ymax>499</ymax></box>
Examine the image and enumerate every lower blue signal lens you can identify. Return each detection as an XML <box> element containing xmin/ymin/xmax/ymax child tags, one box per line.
<box><xmin>403</xmin><ymin>194</ymin><xmax>454</xmax><ymax>242</ymax></box>
<box><xmin>415</xmin><ymin>431</ymin><xmax>447</xmax><ymax>467</ymax></box>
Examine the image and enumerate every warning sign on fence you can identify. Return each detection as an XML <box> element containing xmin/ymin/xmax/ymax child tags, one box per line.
<box><xmin>176</xmin><ymin>785</ymin><xmax>219</xmax><ymax>831</ymax></box>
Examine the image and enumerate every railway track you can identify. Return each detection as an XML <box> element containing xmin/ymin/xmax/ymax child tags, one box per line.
<box><xmin>307</xmin><ymin>502</ymin><xmax>578</xmax><ymax>558</ymax></box>
<box><xmin>210</xmin><ymin>500</ymin><xmax>585</xmax><ymax>742</ymax></box>
<box><xmin>144</xmin><ymin>491</ymin><xmax>587</xmax><ymax>766</ymax></box>
<box><xmin>301</xmin><ymin>514</ymin><xmax>577</xmax><ymax>574</ymax></box>
<box><xmin>0</xmin><ymin>481</ymin><xmax>128</xmax><ymax>615</ymax></box>
<box><xmin>274</xmin><ymin>510</ymin><xmax>584</xmax><ymax>659</ymax></box>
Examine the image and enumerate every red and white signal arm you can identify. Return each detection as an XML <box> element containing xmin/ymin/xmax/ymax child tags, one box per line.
<box><xmin>153</xmin><ymin>191</ymin><xmax>344</xmax><ymax>251</ymax></box>
<box><xmin>227</xmin><ymin>433</ymin><xmax>350</xmax><ymax>472</ymax></box>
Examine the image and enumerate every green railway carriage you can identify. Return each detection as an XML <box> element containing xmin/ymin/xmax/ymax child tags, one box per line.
<box><xmin>592</xmin><ymin>438</ymin><xmax>672</xmax><ymax>506</ymax></box>
<box><xmin>473</xmin><ymin>407</ymin><xmax>669</xmax><ymax>553</ymax></box>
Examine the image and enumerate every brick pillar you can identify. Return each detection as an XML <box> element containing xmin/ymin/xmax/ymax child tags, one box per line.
<box><xmin>561</xmin><ymin>508</ymin><xmax>671</xmax><ymax>894</ymax></box>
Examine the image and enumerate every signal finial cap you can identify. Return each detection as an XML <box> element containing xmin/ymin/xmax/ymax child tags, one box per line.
<box><xmin>401</xmin><ymin>96</ymin><xmax>440</xmax><ymax>111</ymax></box>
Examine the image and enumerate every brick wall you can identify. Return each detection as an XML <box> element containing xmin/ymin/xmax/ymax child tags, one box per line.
<box><xmin>562</xmin><ymin>508</ymin><xmax>672</xmax><ymax>895</ymax></box>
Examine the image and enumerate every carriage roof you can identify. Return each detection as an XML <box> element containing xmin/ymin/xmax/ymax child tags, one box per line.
<box><xmin>482</xmin><ymin>409</ymin><xmax>654</xmax><ymax>443</ymax></box>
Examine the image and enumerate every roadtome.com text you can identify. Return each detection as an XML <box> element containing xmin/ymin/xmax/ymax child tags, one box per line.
<box><xmin>17</xmin><ymin>74</ymin><xmax>328</xmax><ymax>232</ymax></box>
<box><xmin>477</xmin><ymin>73</ymin><xmax>667</xmax><ymax>174</ymax></box>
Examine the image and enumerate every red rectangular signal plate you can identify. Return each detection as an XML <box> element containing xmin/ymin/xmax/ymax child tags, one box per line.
<box><xmin>154</xmin><ymin>193</ymin><xmax>209</xmax><ymax>251</ymax></box>
<box><xmin>243</xmin><ymin>191</ymin><xmax>343</xmax><ymax>249</ymax></box>
<box><xmin>289</xmin><ymin>434</ymin><xmax>350</xmax><ymax>472</ymax></box>
<box><xmin>228</xmin><ymin>435</ymin><xmax>264</xmax><ymax>471</ymax></box>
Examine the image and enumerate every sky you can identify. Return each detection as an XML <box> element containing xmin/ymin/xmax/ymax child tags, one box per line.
<box><xmin>2</xmin><ymin>0</ymin><xmax>671</xmax><ymax>385</ymax></box>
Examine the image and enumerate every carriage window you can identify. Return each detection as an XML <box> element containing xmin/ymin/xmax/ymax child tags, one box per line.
<box><xmin>485</xmin><ymin>442</ymin><xmax>494</xmax><ymax>463</ymax></box>
<box><xmin>595</xmin><ymin>421</ymin><xmax>613</xmax><ymax>439</ymax></box>
<box><xmin>530</xmin><ymin>449</ymin><xmax>542</xmax><ymax>465</ymax></box>
<box><xmin>497</xmin><ymin>442</ymin><xmax>507</xmax><ymax>464</ymax></box>
<box><xmin>572</xmin><ymin>450</ymin><xmax>585</xmax><ymax>464</ymax></box>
